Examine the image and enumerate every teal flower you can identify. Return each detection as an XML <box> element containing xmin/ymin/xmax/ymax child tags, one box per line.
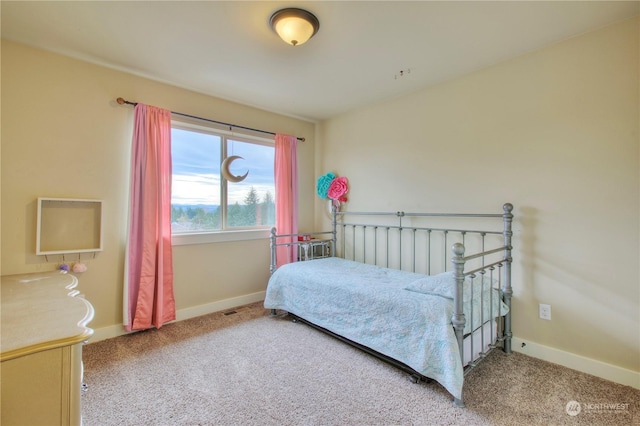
<box><xmin>316</xmin><ymin>172</ymin><xmax>336</xmax><ymax>199</ymax></box>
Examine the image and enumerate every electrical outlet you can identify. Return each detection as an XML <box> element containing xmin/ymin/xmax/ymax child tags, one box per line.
<box><xmin>539</xmin><ymin>303</ymin><xmax>551</xmax><ymax>320</ymax></box>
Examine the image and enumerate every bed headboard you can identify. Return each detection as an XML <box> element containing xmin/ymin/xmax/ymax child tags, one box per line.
<box><xmin>333</xmin><ymin>204</ymin><xmax>513</xmax><ymax>275</ymax></box>
<box><xmin>270</xmin><ymin>204</ymin><xmax>513</xmax><ymax>272</ymax></box>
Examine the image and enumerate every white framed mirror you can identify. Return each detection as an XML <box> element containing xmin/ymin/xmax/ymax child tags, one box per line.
<box><xmin>36</xmin><ymin>197</ymin><xmax>104</xmax><ymax>255</ymax></box>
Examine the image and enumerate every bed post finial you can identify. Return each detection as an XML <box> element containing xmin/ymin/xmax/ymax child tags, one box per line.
<box><xmin>451</xmin><ymin>242</ymin><xmax>466</xmax><ymax>377</ymax></box>
<box><xmin>452</xmin><ymin>242</ymin><xmax>465</xmax><ymax>257</ymax></box>
<box><xmin>331</xmin><ymin>203</ymin><xmax>337</xmax><ymax>257</ymax></box>
<box><xmin>270</xmin><ymin>227</ymin><xmax>277</xmax><ymax>274</ymax></box>
<box><xmin>502</xmin><ymin>203</ymin><xmax>514</xmax><ymax>353</ymax></box>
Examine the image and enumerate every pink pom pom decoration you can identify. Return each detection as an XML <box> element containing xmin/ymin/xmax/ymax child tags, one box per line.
<box><xmin>72</xmin><ymin>262</ymin><xmax>88</xmax><ymax>273</ymax></box>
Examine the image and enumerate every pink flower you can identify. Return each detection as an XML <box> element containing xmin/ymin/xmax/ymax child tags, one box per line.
<box><xmin>327</xmin><ymin>176</ymin><xmax>349</xmax><ymax>200</ymax></box>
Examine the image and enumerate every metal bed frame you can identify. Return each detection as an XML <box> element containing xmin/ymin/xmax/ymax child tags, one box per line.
<box><xmin>269</xmin><ymin>203</ymin><xmax>514</xmax><ymax>407</ymax></box>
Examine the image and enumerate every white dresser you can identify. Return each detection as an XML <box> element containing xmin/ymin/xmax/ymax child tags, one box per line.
<box><xmin>1</xmin><ymin>271</ymin><xmax>94</xmax><ymax>426</ymax></box>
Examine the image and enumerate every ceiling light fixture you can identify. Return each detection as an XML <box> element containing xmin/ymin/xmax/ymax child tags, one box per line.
<box><xmin>269</xmin><ymin>8</ymin><xmax>319</xmax><ymax>46</ymax></box>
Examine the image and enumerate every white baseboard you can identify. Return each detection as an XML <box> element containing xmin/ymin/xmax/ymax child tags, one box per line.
<box><xmin>175</xmin><ymin>291</ymin><xmax>266</xmax><ymax>322</ymax></box>
<box><xmin>512</xmin><ymin>336</ymin><xmax>639</xmax><ymax>390</ymax></box>
<box><xmin>90</xmin><ymin>291</ymin><xmax>266</xmax><ymax>343</ymax></box>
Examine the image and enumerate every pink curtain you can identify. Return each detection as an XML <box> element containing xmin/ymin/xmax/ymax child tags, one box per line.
<box><xmin>274</xmin><ymin>134</ymin><xmax>299</xmax><ymax>266</ymax></box>
<box><xmin>124</xmin><ymin>103</ymin><xmax>176</xmax><ymax>331</ymax></box>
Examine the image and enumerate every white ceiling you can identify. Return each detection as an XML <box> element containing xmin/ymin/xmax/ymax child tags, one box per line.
<box><xmin>2</xmin><ymin>1</ymin><xmax>638</xmax><ymax>122</ymax></box>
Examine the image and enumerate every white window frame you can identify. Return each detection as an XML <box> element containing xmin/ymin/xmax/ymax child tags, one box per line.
<box><xmin>170</xmin><ymin>119</ymin><xmax>275</xmax><ymax>246</ymax></box>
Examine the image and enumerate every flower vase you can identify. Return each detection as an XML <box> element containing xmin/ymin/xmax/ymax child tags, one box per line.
<box><xmin>327</xmin><ymin>198</ymin><xmax>341</xmax><ymax>217</ymax></box>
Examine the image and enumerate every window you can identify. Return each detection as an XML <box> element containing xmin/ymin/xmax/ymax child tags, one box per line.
<box><xmin>170</xmin><ymin>121</ymin><xmax>275</xmax><ymax>242</ymax></box>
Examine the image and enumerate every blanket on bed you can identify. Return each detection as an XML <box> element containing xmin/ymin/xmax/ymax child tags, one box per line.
<box><xmin>263</xmin><ymin>257</ymin><xmax>509</xmax><ymax>401</ymax></box>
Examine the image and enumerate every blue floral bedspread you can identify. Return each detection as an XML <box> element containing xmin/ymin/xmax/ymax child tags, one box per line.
<box><xmin>264</xmin><ymin>257</ymin><xmax>508</xmax><ymax>400</ymax></box>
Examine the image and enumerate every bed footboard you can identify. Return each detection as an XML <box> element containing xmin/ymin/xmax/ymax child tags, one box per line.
<box><xmin>452</xmin><ymin>203</ymin><xmax>514</xmax><ymax>367</ymax></box>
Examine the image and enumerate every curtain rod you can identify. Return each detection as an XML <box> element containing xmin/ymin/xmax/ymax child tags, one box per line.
<box><xmin>116</xmin><ymin>97</ymin><xmax>305</xmax><ymax>142</ymax></box>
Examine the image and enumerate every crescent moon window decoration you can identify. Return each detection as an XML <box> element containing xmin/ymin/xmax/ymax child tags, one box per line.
<box><xmin>221</xmin><ymin>155</ymin><xmax>249</xmax><ymax>183</ymax></box>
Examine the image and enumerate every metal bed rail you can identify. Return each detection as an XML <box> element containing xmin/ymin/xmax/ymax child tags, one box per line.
<box><xmin>334</xmin><ymin>214</ymin><xmax>505</xmax><ymax>276</ymax></box>
<box><xmin>269</xmin><ymin>229</ymin><xmax>335</xmax><ymax>274</ymax></box>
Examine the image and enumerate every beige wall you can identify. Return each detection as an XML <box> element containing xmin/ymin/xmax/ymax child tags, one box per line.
<box><xmin>2</xmin><ymin>17</ymin><xmax>638</xmax><ymax>386</ymax></box>
<box><xmin>1</xmin><ymin>40</ymin><xmax>316</xmax><ymax>331</ymax></box>
<box><xmin>318</xmin><ymin>18</ymin><xmax>639</xmax><ymax>377</ymax></box>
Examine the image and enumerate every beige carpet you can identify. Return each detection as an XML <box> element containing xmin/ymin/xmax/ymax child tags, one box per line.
<box><xmin>82</xmin><ymin>302</ymin><xmax>638</xmax><ymax>425</ymax></box>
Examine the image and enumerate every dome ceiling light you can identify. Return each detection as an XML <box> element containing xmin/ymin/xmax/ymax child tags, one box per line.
<box><xmin>269</xmin><ymin>8</ymin><xmax>320</xmax><ymax>46</ymax></box>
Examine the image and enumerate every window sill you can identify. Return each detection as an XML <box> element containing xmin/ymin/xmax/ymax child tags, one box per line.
<box><xmin>172</xmin><ymin>229</ymin><xmax>271</xmax><ymax>246</ymax></box>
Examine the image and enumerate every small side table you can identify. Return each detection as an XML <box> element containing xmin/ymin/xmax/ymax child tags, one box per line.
<box><xmin>298</xmin><ymin>239</ymin><xmax>332</xmax><ymax>261</ymax></box>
